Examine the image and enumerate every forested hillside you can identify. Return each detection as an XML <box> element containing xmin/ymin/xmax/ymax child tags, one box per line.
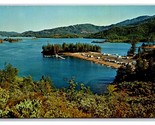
<box><xmin>19</xmin><ymin>24</ymin><xmax>104</xmax><ymax>38</ymax></box>
<box><xmin>1</xmin><ymin>15</ymin><xmax>155</xmax><ymax>39</ymax></box>
<box><xmin>88</xmin><ymin>16</ymin><xmax>155</xmax><ymax>42</ymax></box>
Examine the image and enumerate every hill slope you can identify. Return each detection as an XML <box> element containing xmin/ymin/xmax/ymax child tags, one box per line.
<box><xmin>0</xmin><ymin>15</ymin><xmax>155</xmax><ymax>39</ymax></box>
<box><xmin>114</xmin><ymin>15</ymin><xmax>152</xmax><ymax>26</ymax></box>
<box><xmin>87</xmin><ymin>15</ymin><xmax>155</xmax><ymax>42</ymax></box>
<box><xmin>0</xmin><ymin>31</ymin><xmax>19</xmax><ymax>37</ymax></box>
<box><xmin>16</xmin><ymin>15</ymin><xmax>155</xmax><ymax>38</ymax></box>
<box><xmin>20</xmin><ymin>24</ymin><xmax>104</xmax><ymax>38</ymax></box>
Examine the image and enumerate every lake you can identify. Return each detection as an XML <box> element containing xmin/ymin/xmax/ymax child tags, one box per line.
<box><xmin>0</xmin><ymin>38</ymin><xmax>141</xmax><ymax>94</ymax></box>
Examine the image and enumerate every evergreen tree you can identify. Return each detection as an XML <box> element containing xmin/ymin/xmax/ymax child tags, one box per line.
<box><xmin>137</xmin><ymin>47</ymin><xmax>142</xmax><ymax>59</ymax></box>
<box><xmin>42</xmin><ymin>43</ymin><xmax>101</xmax><ymax>55</ymax></box>
<box><xmin>127</xmin><ymin>42</ymin><xmax>136</xmax><ymax>56</ymax></box>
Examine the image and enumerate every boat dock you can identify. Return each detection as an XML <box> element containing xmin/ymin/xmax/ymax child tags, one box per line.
<box><xmin>55</xmin><ymin>54</ymin><xmax>65</xmax><ymax>59</ymax></box>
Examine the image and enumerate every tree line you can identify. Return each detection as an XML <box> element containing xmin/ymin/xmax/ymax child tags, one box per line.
<box><xmin>42</xmin><ymin>42</ymin><xmax>101</xmax><ymax>55</ymax></box>
<box><xmin>114</xmin><ymin>43</ymin><xmax>155</xmax><ymax>83</ymax></box>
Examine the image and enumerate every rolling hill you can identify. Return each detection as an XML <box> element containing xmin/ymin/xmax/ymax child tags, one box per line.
<box><xmin>19</xmin><ymin>24</ymin><xmax>104</xmax><ymax>38</ymax></box>
<box><xmin>20</xmin><ymin>15</ymin><xmax>154</xmax><ymax>38</ymax></box>
<box><xmin>0</xmin><ymin>31</ymin><xmax>19</xmax><ymax>37</ymax></box>
<box><xmin>0</xmin><ymin>15</ymin><xmax>155</xmax><ymax>39</ymax></box>
<box><xmin>87</xmin><ymin>15</ymin><xmax>155</xmax><ymax>42</ymax></box>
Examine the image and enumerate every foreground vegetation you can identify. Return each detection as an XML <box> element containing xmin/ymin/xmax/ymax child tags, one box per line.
<box><xmin>0</xmin><ymin>64</ymin><xmax>154</xmax><ymax>118</ymax></box>
<box><xmin>42</xmin><ymin>43</ymin><xmax>101</xmax><ymax>55</ymax></box>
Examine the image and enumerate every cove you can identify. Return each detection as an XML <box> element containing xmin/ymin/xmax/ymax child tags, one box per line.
<box><xmin>0</xmin><ymin>38</ymin><xmax>134</xmax><ymax>94</ymax></box>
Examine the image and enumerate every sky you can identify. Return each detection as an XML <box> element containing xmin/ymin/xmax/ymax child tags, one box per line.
<box><xmin>0</xmin><ymin>5</ymin><xmax>155</xmax><ymax>33</ymax></box>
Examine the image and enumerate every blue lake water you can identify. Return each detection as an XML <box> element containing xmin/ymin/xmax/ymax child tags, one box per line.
<box><xmin>0</xmin><ymin>38</ymin><xmax>142</xmax><ymax>94</ymax></box>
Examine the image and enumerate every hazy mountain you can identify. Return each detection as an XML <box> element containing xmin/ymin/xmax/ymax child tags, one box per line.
<box><xmin>0</xmin><ymin>15</ymin><xmax>155</xmax><ymax>38</ymax></box>
<box><xmin>20</xmin><ymin>15</ymin><xmax>155</xmax><ymax>38</ymax></box>
<box><xmin>0</xmin><ymin>31</ymin><xmax>19</xmax><ymax>37</ymax></box>
<box><xmin>20</xmin><ymin>24</ymin><xmax>104</xmax><ymax>38</ymax></box>
<box><xmin>114</xmin><ymin>15</ymin><xmax>153</xmax><ymax>26</ymax></box>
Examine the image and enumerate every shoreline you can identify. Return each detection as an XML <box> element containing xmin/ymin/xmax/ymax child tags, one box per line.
<box><xmin>62</xmin><ymin>52</ymin><xmax>123</xmax><ymax>69</ymax></box>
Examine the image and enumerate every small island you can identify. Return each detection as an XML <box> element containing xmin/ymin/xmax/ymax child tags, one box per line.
<box><xmin>42</xmin><ymin>42</ymin><xmax>101</xmax><ymax>56</ymax></box>
<box><xmin>3</xmin><ymin>38</ymin><xmax>22</xmax><ymax>43</ymax></box>
<box><xmin>0</xmin><ymin>39</ymin><xmax>3</xmax><ymax>43</ymax></box>
<box><xmin>91</xmin><ymin>40</ymin><xmax>105</xmax><ymax>43</ymax></box>
<box><xmin>42</xmin><ymin>42</ymin><xmax>135</xmax><ymax>69</ymax></box>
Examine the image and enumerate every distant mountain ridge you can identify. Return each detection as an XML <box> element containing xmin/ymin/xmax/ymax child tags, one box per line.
<box><xmin>88</xmin><ymin>15</ymin><xmax>155</xmax><ymax>42</ymax></box>
<box><xmin>20</xmin><ymin>24</ymin><xmax>104</xmax><ymax>38</ymax></box>
<box><xmin>0</xmin><ymin>31</ymin><xmax>19</xmax><ymax>37</ymax></box>
<box><xmin>95</xmin><ymin>15</ymin><xmax>155</xmax><ymax>32</ymax></box>
<box><xmin>114</xmin><ymin>15</ymin><xmax>152</xmax><ymax>26</ymax></box>
<box><xmin>0</xmin><ymin>15</ymin><xmax>155</xmax><ymax>38</ymax></box>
